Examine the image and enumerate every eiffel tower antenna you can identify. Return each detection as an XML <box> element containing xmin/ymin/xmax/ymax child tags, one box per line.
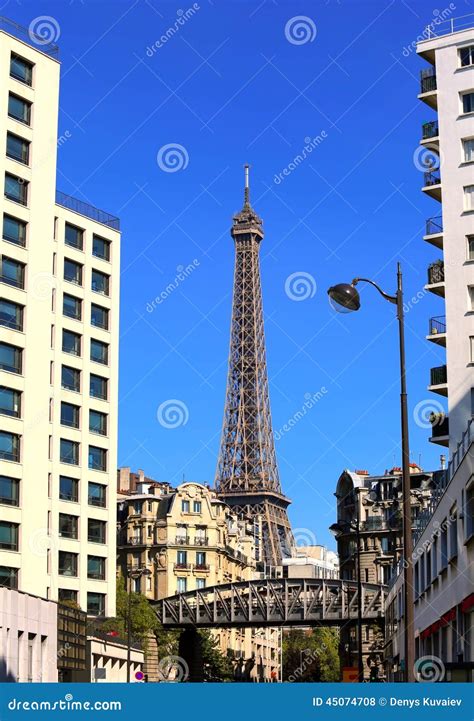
<box><xmin>215</xmin><ymin>165</ymin><xmax>293</xmax><ymax>567</ymax></box>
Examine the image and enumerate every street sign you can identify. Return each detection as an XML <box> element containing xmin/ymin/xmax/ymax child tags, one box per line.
<box><xmin>135</xmin><ymin>671</ymin><xmax>145</xmax><ymax>681</ymax></box>
<box><xmin>342</xmin><ymin>667</ymin><xmax>359</xmax><ymax>682</ymax></box>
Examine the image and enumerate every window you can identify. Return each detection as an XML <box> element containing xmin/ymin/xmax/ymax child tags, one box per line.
<box><xmin>0</xmin><ymin>521</ymin><xmax>18</xmax><ymax>551</ymax></box>
<box><xmin>193</xmin><ymin>501</ymin><xmax>202</xmax><ymax>513</ymax></box>
<box><xmin>462</xmin><ymin>91</ymin><xmax>474</xmax><ymax>114</ymax></box>
<box><xmin>58</xmin><ymin>589</ymin><xmax>77</xmax><ymax>604</ymax></box>
<box><xmin>177</xmin><ymin>550</ymin><xmax>187</xmax><ymax>567</ymax></box>
<box><xmin>88</xmin><ymin>482</ymin><xmax>106</xmax><ymax>508</ymax></box>
<box><xmin>0</xmin><ymin>342</ymin><xmax>22</xmax><ymax>374</ymax></box>
<box><xmin>470</xmin><ymin>336</ymin><xmax>474</xmax><ymax>364</ymax></box>
<box><xmin>182</xmin><ymin>500</ymin><xmax>190</xmax><ymax>513</ymax></box>
<box><xmin>91</xmin><ymin>270</ymin><xmax>109</xmax><ymax>296</ymax></box>
<box><xmin>0</xmin><ymin>256</ymin><xmax>25</xmax><ymax>289</ymax></box>
<box><xmin>87</xmin><ymin>556</ymin><xmax>105</xmax><ymax>580</ymax></box>
<box><xmin>466</xmin><ymin>481</ymin><xmax>474</xmax><ymax>541</ymax></box>
<box><xmin>61</xmin><ymin>366</ymin><xmax>80</xmax><ymax>392</ymax></box>
<box><xmin>88</xmin><ymin>518</ymin><xmax>106</xmax><ymax>544</ymax></box>
<box><xmin>89</xmin><ymin>410</ymin><xmax>107</xmax><ymax>436</ymax></box>
<box><xmin>65</xmin><ymin>223</ymin><xmax>84</xmax><ymax>250</ymax></box>
<box><xmin>10</xmin><ymin>54</ymin><xmax>33</xmax><ymax>85</ymax></box>
<box><xmin>440</xmin><ymin>520</ymin><xmax>448</xmax><ymax>571</ymax></box>
<box><xmin>460</xmin><ymin>45</ymin><xmax>474</xmax><ymax>67</ymax></box>
<box><xmin>2</xmin><ymin>215</ymin><xmax>26</xmax><ymax>246</ymax></box>
<box><xmin>432</xmin><ymin>536</ymin><xmax>438</xmax><ymax>579</ymax></box>
<box><xmin>63</xmin><ymin>294</ymin><xmax>81</xmax><ymax>321</ymax></box>
<box><xmin>92</xmin><ymin>235</ymin><xmax>110</xmax><ymax>261</ymax></box>
<box><xmin>0</xmin><ymin>476</ymin><xmax>19</xmax><ymax>506</ymax></box>
<box><xmin>414</xmin><ymin>561</ymin><xmax>420</xmax><ymax>598</ymax></box>
<box><xmin>6</xmin><ymin>132</ymin><xmax>30</xmax><ymax>165</ymax></box>
<box><xmin>87</xmin><ymin>592</ymin><xmax>105</xmax><ymax>616</ymax></box>
<box><xmin>196</xmin><ymin>578</ymin><xmax>205</xmax><ymax>590</ymax></box>
<box><xmin>62</xmin><ymin>329</ymin><xmax>81</xmax><ymax>357</ymax></box>
<box><xmin>59</xmin><ymin>476</ymin><xmax>78</xmax><ymax>502</ymax></box>
<box><xmin>0</xmin><ymin>299</ymin><xmax>23</xmax><ymax>331</ymax></box>
<box><xmin>0</xmin><ymin>387</ymin><xmax>21</xmax><ymax>417</ymax></box>
<box><xmin>59</xmin><ymin>513</ymin><xmax>78</xmax><ymax>539</ymax></box>
<box><xmin>58</xmin><ymin>551</ymin><xmax>78</xmax><ymax>577</ymax></box>
<box><xmin>196</xmin><ymin>551</ymin><xmax>206</xmax><ymax>568</ymax></box>
<box><xmin>176</xmin><ymin>577</ymin><xmax>187</xmax><ymax>593</ymax></box>
<box><xmin>91</xmin><ymin>304</ymin><xmax>108</xmax><ymax>330</ymax></box>
<box><xmin>90</xmin><ymin>339</ymin><xmax>108</xmax><ymax>365</ymax></box>
<box><xmin>90</xmin><ymin>374</ymin><xmax>107</xmax><ymax>400</ymax></box>
<box><xmin>449</xmin><ymin>508</ymin><xmax>458</xmax><ymax>560</ymax></box>
<box><xmin>60</xmin><ymin>439</ymin><xmax>79</xmax><ymax>465</ymax></box>
<box><xmin>60</xmin><ymin>402</ymin><xmax>80</xmax><ymax>429</ymax></box>
<box><xmin>0</xmin><ymin>432</ymin><xmax>20</xmax><ymax>462</ymax></box>
<box><xmin>464</xmin><ymin>185</ymin><xmax>474</xmax><ymax>211</ymax></box>
<box><xmin>4</xmin><ymin>173</ymin><xmax>28</xmax><ymax>205</ymax></box>
<box><xmin>63</xmin><ymin>259</ymin><xmax>82</xmax><ymax>286</ymax></box>
<box><xmin>463</xmin><ymin>138</ymin><xmax>474</xmax><ymax>164</ymax></box>
<box><xmin>0</xmin><ymin>566</ymin><xmax>18</xmax><ymax>588</ymax></box>
<box><xmin>8</xmin><ymin>93</ymin><xmax>31</xmax><ymax>124</ymax></box>
<box><xmin>88</xmin><ymin>446</ymin><xmax>106</xmax><ymax>471</ymax></box>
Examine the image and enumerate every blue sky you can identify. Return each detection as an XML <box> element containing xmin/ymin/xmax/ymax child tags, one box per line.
<box><xmin>9</xmin><ymin>0</ymin><xmax>468</xmax><ymax>549</ymax></box>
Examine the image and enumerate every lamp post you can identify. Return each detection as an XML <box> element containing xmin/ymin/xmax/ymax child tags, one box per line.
<box><xmin>328</xmin><ymin>262</ymin><xmax>415</xmax><ymax>683</ymax></box>
<box><xmin>330</xmin><ymin>514</ymin><xmax>363</xmax><ymax>683</ymax></box>
<box><xmin>126</xmin><ymin>566</ymin><xmax>151</xmax><ymax>683</ymax></box>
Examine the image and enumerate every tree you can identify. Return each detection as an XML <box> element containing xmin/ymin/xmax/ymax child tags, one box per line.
<box><xmin>282</xmin><ymin>627</ymin><xmax>340</xmax><ymax>682</ymax></box>
<box><xmin>199</xmin><ymin>630</ymin><xmax>234</xmax><ymax>681</ymax></box>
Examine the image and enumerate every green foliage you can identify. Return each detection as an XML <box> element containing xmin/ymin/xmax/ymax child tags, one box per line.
<box><xmin>114</xmin><ymin>577</ymin><xmax>160</xmax><ymax>641</ymax></box>
<box><xmin>282</xmin><ymin>627</ymin><xmax>340</xmax><ymax>682</ymax></box>
<box><xmin>199</xmin><ymin>630</ymin><xmax>234</xmax><ymax>681</ymax></box>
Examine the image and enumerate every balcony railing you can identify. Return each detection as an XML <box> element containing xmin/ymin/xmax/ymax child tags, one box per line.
<box><xmin>420</xmin><ymin>68</ymin><xmax>437</xmax><ymax>93</ymax></box>
<box><xmin>0</xmin><ymin>16</ymin><xmax>59</xmax><ymax>58</ymax></box>
<box><xmin>360</xmin><ymin>517</ymin><xmax>392</xmax><ymax>532</ymax></box>
<box><xmin>423</xmin><ymin>170</ymin><xmax>441</xmax><ymax>187</ymax></box>
<box><xmin>194</xmin><ymin>564</ymin><xmax>210</xmax><ymax>571</ymax></box>
<box><xmin>174</xmin><ymin>563</ymin><xmax>191</xmax><ymax>570</ymax></box>
<box><xmin>429</xmin><ymin>315</ymin><xmax>446</xmax><ymax>335</ymax></box>
<box><xmin>429</xmin><ymin>413</ymin><xmax>449</xmax><ymax>438</ymax></box>
<box><xmin>194</xmin><ymin>537</ymin><xmax>209</xmax><ymax>546</ymax></box>
<box><xmin>427</xmin><ymin>261</ymin><xmax>444</xmax><ymax>285</ymax></box>
<box><xmin>129</xmin><ymin>536</ymin><xmax>143</xmax><ymax>545</ymax></box>
<box><xmin>56</xmin><ymin>191</ymin><xmax>120</xmax><ymax>230</ymax></box>
<box><xmin>430</xmin><ymin>365</ymin><xmax>447</xmax><ymax>386</ymax></box>
<box><xmin>175</xmin><ymin>536</ymin><xmax>190</xmax><ymax>545</ymax></box>
<box><xmin>422</xmin><ymin>120</ymin><xmax>439</xmax><ymax>139</ymax></box>
<box><xmin>425</xmin><ymin>216</ymin><xmax>443</xmax><ymax>235</ymax></box>
<box><xmin>422</xmin><ymin>12</ymin><xmax>474</xmax><ymax>38</ymax></box>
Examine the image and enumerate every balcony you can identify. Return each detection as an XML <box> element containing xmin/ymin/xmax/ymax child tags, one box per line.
<box><xmin>174</xmin><ymin>535</ymin><xmax>190</xmax><ymax>545</ymax></box>
<box><xmin>422</xmin><ymin>170</ymin><xmax>442</xmax><ymax>201</ymax></box>
<box><xmin>174</xmin><ymin>563</ymin><xmax>191</xmax><ymax>571</ymax></box>
<box><xmin>194</xmin><ymin>564</ymin><xmax>210</xmax><ymax>572</ymax></box>
<box><xmin>429</xmin><ymin>365</ymin><xmax>448</xmax><ymax>396</ymax></box>
<box><xmin>55</xmin><ymin>191</ymin><xmax>120</xmax><ymax>231</ymax></box>
<box><xmin>425</xmin><ymin>261</ymin><xmax>445</xmax><ymax>297</ymax></box>
<box><xmin>427</xmin><ymin>316</ymin><xmax>446</xmax><ymax>347</ymax></box>
<box><xmin>128</xmin><ymin>536</ymin><xmax>144</xmax><ymax>546</ymax></box>
<box><xmin>429</xmin><ymin>413</ymin><xmax>449</xmax><ymax>447</ymax></box>
<box><xmin>0</xmin><ymin>16</ymin><xmax>59</xmax><ymax>58</ymax></box>
<box><xmin>421</xmin><ymin>120</ymin><xmax>439</xmax><ymax>141</ymax></box>
<box><xmin>419</xmin><ymin>69</ymin><xmax>437</xmax><ymax>109</ymax></box>
<box><xmin>193</xmin><ymin>536</ymin><xmax>209</xmax><ymax>546</ymax></box>
<box><xmin>424</xmin><ymin>216</ymin><xmax>443</xmax><ymax>249</ymax></box>
<box><xmin>360</xmin><ymin>517</ymin><xmax>392</xmax><ymax>532</ymax></box>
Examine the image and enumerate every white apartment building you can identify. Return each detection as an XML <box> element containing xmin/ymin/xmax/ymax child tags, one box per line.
<box><xmin>0</xmin><ymin>20</ymin><xmax>120</xmax><ymax>618</ymax></box>
<box><xmin>419</xmin><ymin>16</ymin><xmax>474</xmax><ymax>450</ymax></box>
<box><xmin>385</xmin><ymin>16</ymin><xmax>474</xmax><ymax>682</ymax></box>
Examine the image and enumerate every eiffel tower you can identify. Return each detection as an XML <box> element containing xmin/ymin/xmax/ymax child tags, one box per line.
<box><xmin>215</xmin><ymin>165</ymin><xmax>293</xmax><ymax>567</ymax></box>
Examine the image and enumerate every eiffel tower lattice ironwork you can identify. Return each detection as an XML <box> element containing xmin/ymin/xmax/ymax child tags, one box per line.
<box><xmin>215</xmin><ymin>165</ymin><xmax>293</xmax><ymax>567</ymax></box>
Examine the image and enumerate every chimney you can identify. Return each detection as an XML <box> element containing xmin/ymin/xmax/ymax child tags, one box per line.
<box><xmin>138</xmin><ymin>469</ymin><xmax>145</xmax><ymax>483</ymax></box>
<box><xmin>440</xmin><ymin>454</ymin><xmax>446</xmax><ymax>470</ymax></box>
<box><xmin>118</xmin><ymin>467</ymin><xmax>131</xmax><ymax>493</ymax></box>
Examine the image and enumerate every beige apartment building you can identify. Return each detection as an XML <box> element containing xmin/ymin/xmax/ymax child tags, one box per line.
<box><xmin>117</xmin><ymin>470</ymin><xmax>281</xmax><ymax>681</ymax></box>
<box><xmin>0</xmin><ymin>20</ymin><xmax>120</xmax><ymax>618</ymax></box>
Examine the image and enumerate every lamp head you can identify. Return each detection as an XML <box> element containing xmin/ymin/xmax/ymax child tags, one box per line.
<box><xmin>327</xmin><ymin>282</ymin><xmax>361</xmax><ymax>313</ymax></box>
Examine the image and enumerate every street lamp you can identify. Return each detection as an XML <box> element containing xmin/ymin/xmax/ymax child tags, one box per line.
<box><xmin>126</xmin><ymin>566</ymin><xmax>151</xmax><ymax>683</ymax></box>
<box><xmin>330</xmin><ymin>517</ymin><xmax>363</xmax><ymax>683</ymax></box>
<box><xmin>328</xmin><ymin>263</ymin><xmax>415</xmax><ymax>683</ymax></box>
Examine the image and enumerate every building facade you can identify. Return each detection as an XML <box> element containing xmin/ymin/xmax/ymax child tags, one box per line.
<box><xmin>117</xmin><ymin>473</ymin><xmax>281</xmax><ymax>681</ymax></box>
<box><xmin>333</xmin><ymin>465</ymin><xmax>436</xmax><ymax>679</ymax></box>
<box><xmin>419</xmin><ymin>18</ymin><xmax>474</xmax><ymax>450</ymax></box>
<box><xmin>0</xmin><ymin>20</ymin><xmax>120</xmax><ymax>618</ymax></box>
<box><xmin>282</xmin><ymin>545</ymin><xmax>339</xmax><ymax>580</ymax></box>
